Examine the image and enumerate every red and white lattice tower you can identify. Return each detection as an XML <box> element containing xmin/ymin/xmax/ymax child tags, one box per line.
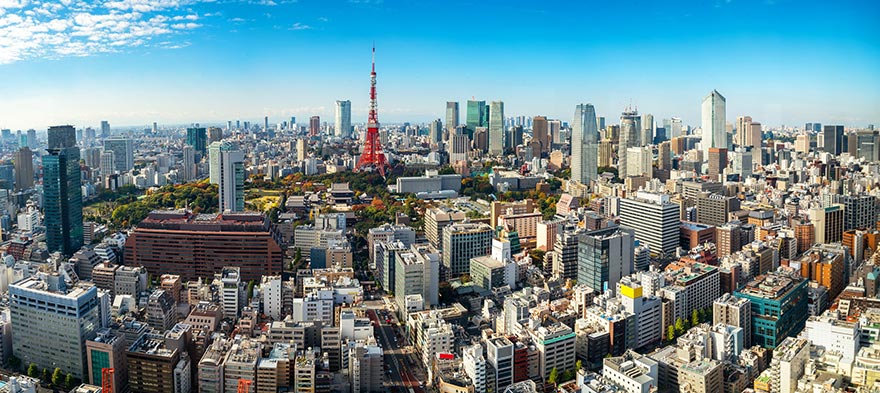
<box><xmin>356</xmin><ymin>45</ymin><xmax>388</xmax><ymax>177</ymax></box>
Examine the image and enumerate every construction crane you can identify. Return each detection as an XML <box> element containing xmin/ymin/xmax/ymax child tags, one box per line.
<box><xmin>237</xmin><ymin>379</ymin><xmax>253</xmax><ymax>393</ymax></box>
<box><xmin>101</xmin><ymin>368</ymin><xmax>114</xmax><ymax>393</ymax></box>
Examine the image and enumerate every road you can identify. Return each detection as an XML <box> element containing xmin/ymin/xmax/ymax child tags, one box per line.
<box><xmin>364</xmin><ymin>295</ymin><xmax>426</xmax><ymax>393</ymax></box>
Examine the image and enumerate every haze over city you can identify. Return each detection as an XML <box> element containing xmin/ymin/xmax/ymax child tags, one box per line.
<box><xmin>1</xmin><ymin>0</ymin><xmax>879</xmax><ymax>130</ymax></box>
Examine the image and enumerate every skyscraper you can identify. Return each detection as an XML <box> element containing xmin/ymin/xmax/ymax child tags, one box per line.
<box><xmin>102</xmin><ymin>138</ymin><xmax>134</xmax><ymax>172</ymax></box>
<box><xmin>209</xmin><ymin>141</ymin><xmax>245</xmax><ymax>212</ymax></box>
<box><xmin>822</xmin><ymin>125</ymin><xmax>844</xmax><ymax>155</ymax></box>
<box><xmin>181</xmin><ymin>145</ymin><xmax>196</xmax><ymax>182</ymax></box>
<box><xmin>27</xmin><ymin>129</ymin><xmax>36</xmax><ymax>149</ymax></box>
<box><xmin>446</xmin><ymin>102</ymin><xmax>460</xmax><ymax>134</ymax></box>
<box><xmin>185</xmin><ymin>127</ymin><xmax>207</xmax><ymax>155</ymax></box>
<box><xmin>641</xmin><ymin>113</ymin><xmax>654</xmax><ymax>146</ymax></box>
<box><xmin>335</xmin><ymin>100</ymin><xmax>352</xmax><ymax>138</ymax></box>
<box><xmin>309</xmin><ymin>116</ymin><xmax>321</xmax><ymax>137</ymax></box>
<box><xmin>532</xmin><ymin>115</ymin><xmax>549</xmax><ymax>155</ymax></box>
<box><xmin>735</xmin><ymin>116</ymin><xmax>762</xmax><ymax>151</ymax></box>
<box><xmin>701</xmin><ymin>90</ymin><xmax>727</xmax><ymax>158</ymax></box>
<box><xmin>466</xmin><ymin>100</ymin><xmax>487</xmax><ymax>134</ymax></box>
<box><xmin>572</xmin><ymin>104</ymin><xmax>599</xmax><ymax>185</ymax></box>
<box><xmin>618</xmin><ymin>109</ymin><xmax>639</xmax><ymax>179</ymax></box>
<box><xmin>100</xmin><ymin>120</ymin><xmax>110</xmax><ymax>138</ymax></box>
<box><xmin>707</xmin><ymin>147</ymin><xmax>728</xmax><ymax>180</ymax></box>
<box><xmin>44</xmin><ymin>125</ymin><xmax>83</xmax><ymax>255</ymax></box>
<box><xmin>488</xmin><ymin>101</ymin><xmax>505</xmax><ymax>155</ymax></box>
<box><xmin>13</xmin><ymin>147</ymin><xmax>33</xmax><ymax>191</ymax></box>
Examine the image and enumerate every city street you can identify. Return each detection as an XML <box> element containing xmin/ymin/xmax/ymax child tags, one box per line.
<box><xmin>364</xmin><ymin>294</ymin><xmax>426</xmax><ymax>393</ymax></box>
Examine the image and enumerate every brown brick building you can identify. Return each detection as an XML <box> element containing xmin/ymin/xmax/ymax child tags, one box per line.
<box><xmin>124</xmin><ymin>210</ymin><xmax>283</xmax><ymax>281</ymax></box>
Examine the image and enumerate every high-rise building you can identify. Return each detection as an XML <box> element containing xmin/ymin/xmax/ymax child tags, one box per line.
<box><xmin>11</xmin><ymin>276</ymin><xmax>101</xmax><ymax>379</ymax></box>
<box><xmin>598</xmin><ymin>140</ymin><xmax>614</xmax><ymax>168</ymax></box>
<box><xmin>696</xmin><ymin>192</ymin><xmax>740</xmax><ymax>227</ymax></box>
<box><xmin>335</xmin><ymin>100</ymin><xmax>352</xmax><ymax>138</ymax></box>
<box><xmin>441</xmin><ymin>222</ymin><xmax>492</xmax><ymax>279</ymax></box>
<box><xmin>466</xmin><ymin>100</ymin><xmax>487</xmax><ymax>133</ymax></box>
<box><xmin>425</xmin><ymin>207</ymin><xmax>467</xmax><ymax>249</ymax></box>
<box><xmin>618</xmin><ymin>109</ymin><xmax>640</xmax><ymax>179</ymax></box>
<box><xmin>488</xmin><ymin>101</ymin><xmax>505</xmax><ymax>155</ymax></box>
<box><xmin>208</xmin><ymin>141</ymin><xmax>245</xmax><ymax>212</ymax></box>
<box><xmin>181</xmin><ymin>145</ymin><xmax>196</xmax><ymax>182</ymax></box>
<box><xmin>13</xmin><ymin>147</ymin><xmax>33</xmax><ymax>190</ymax></box>
<box><xmin>734</xmin><ymin>269</ymin><xmax>808</xmax><ymax>348</ymax></box>
<box><xmin>207</xmin><ymin>126</ymin><xmax>223</xmax><ymax>143</ymax></box>
<box><xmin>736</xmin><ymin>116</ymin><xmax>762</xmax><ymax>151</ymax></box>
<box><xmin>85</xmin><ymin>328</ymin><xmax>128</xmax><ymax>392</ymax></box>
<box><xmin>577</xmin><ymin>226</ymin><xmax>634</xmax><ymax>294</ymax></box>
<box><xmin>532</xmin><ymin>116</ymin><xmax>549</xmax><ymax>155</ymax></box>
<box><xmin>185</xmin><ymin>127</ymin><xmax>207</xmax><ymax>157</ymax></box>
<box><xmin>102</xmin><ymin>138</ymin><xmax>134</xmax><ymax>172</ymax></box>
<box><xmin>445</xmin><ymin>101</ymin><xmax>459</xmax><ymax>134</ymax></box>
<box><xmin>822</xmin><ymin>125</ymin><xmax>844</xmax><ymax>155</ymax></box>
<box><xmin>124</xmin><ymin>210</ymin><xmax>283</xmax><ymax>281</ymax></box>
<box><xmin>626</xmin><ymin>146</ymin><xmax>653</xmax><ymax>178</ymax></box>
<box><xmin>707</xmin><ymin>147</ymin><xmax>728</xmax><ymax>180</ymax></box>
<box><xmin>100</xmin><ymin>120</ymin><xmax>110</xmax><ymax>138</ymax></box>
<box><xmin>714</xmin><ymin>293</ymin><xmax>752</xmax><ymax>348</ymax></box>
<box><xmin>834</xmin><ymin>194</ymin><xmax>877</xmax><ymax>230</ymax></box>
<box><xmin>309</xmin><ymin>116</ymin><xmax>321</xmax><ymax>136</ymax></box>
<box><xmin>619</xmin><ymin>191</ymin><xmax>680</xmax><ymax>257</ymax></box>
<box><xmin>641</xmin><ymin>113</ymin><xmax>654</xmax><ymax>146</ymax></box>
<box><xmin>701</xmin><ymin>90</ymin><xmax>727</xmax><ymax>158</ymax></box>
<box><xmin>572</xmin><ymin>104</ymin><xmax>599</xmax><ymax>185</ymax></box>
<box><xmin>44</xmin><ymin>125</ymin><xmax>83</xmax><ymax>256</ymax></box>
<box><xmin>808</xmin><ymin>205</ymin><xmax>845</xmax><ymax>244</ymax></box>
<box><xmin>658</xmin><ymin>141</ymin><xmax>672</xmax><ymax>171</ymax></box>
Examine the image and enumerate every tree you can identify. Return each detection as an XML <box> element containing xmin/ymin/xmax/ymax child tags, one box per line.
<box><xmin>576</xmin><ymin>360</ymin><xmax>583</xmax><ymax>371</ymax></box>
<box><xmin>674</xmin><ymin>318</ymin><xmax>686</xmax><ymax>336</ymax></box>
<box><xmin>668</xmin><ymin>325</ymin><xmax>676</xmax><ymax>342</ymax></box>
<box><xmin>691</xmin><ymin>309</ymin><xmax>700</xmax><ymax>327</ymax></box>
<box><xmin>41</xmin><ymin>368</ymin><xmax>50</xmax><ymax>382</ymax></box>
<box><xmin>246</xmin><ymin>280</ymin><xmax>256</xmax><ymax>301</ymax></box>
<box><xmin>27</xmin><ymin>363</ymin><xmax>38</xmax><ymax>379</ymax></box>
<box><xmin>548</xmin><ymin>367</ymin><xmax>559</xmax><ymax>385</ymax></box>
<box><xmin>8</xmin><ymin>354</ymin><xmax>20</xmax><ymax>369</ymax></box>
<box><xmin>65</xmin><ymin>374</ymin><xmax>76</xmax><ymax>390</ymax></box>
<box><xmin>51</xmin><ymin>368</ymin><xmax>63</xmax><ymax>386</ymax></box>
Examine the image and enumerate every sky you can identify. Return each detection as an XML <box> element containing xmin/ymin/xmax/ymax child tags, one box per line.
<box><xmin>0</xmin><ymin>0</ymin><xmax>878</xmax><ymax>131</ymax></box>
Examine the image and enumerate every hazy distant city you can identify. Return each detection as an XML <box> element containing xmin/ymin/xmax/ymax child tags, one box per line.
<box><xmin>0</xmin><ymin>1</ymin><xmax>878</xmax><ymax>393</ymax></box>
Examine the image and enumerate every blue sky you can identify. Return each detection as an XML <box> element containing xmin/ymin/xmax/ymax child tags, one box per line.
<box><xmin>0</xmin><ymin>0</ymin><xmax>878</xmax><ymax>130</ymax></box>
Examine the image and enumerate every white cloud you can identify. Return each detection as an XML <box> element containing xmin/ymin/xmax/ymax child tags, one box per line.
<box><xmin>0</xmin><ymin>0</ymin><xmax>214</xmax><ymax>64</ymax></box>
<box><xmin>289</xmin><ymin>22</ymin><xmax>310</xmax><ymax>30</ymax></box>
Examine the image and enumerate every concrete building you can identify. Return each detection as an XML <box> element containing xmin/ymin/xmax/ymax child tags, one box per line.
<box><xmin>701</xmin><ymin>90</ymin><xmax>727</xmax><ymax>158</ymax></box>
<box><xmin>10</xmin><ymin>275</ymin><xmax>101</xmax><ymax>379</ymax></box>
<box><xmin>713</xmin><ymin>294</ymin><xmax>752</xmax><ymax>348</ymax></box>
<box><xmin>424</xmin><ymin>207</ymin><xmax>467</xmax><ymax>250</ymax></box>
<box><xmin>808</xmin><ymin>205</ymin><xmax>845</xmax><ymax>244</ymax></box>
<box><xmin>127</xmin><ymin>332</ymin><xmax>189</xmax><ymax>393</ymax></box>
<box><xmin>619</xmin><ymin>192</ymin><xmax>680</xmax><ymax>257</ymax></box>
<box><xmin>805</xmin><ymin>311</ymin><xmax>860</xmax><ymax>361</ymax></box>
<box><xmin>571</xmin><ymin>103</ymin><xmax>599</xmax><ymax>185</ymax></box>
<box><xmin>441</xmin><ymin>222</ymin><xmax>493</xmax><ymax>279</ymax></box>
<box><xmin>577</xmin><ymin>226</ymin><xmax>634</xmax><ymax>295</ymax></box>
<box><xmin>85</xmin><ymin>328</ymin><xmax>127</xmax><ymax>393</ymax></box>
<box><xmin>695</xmin><ymin>192</ymin><xmax>740</xmax><ymax>227</ymax></box>
<box><xmin>394</xmin><ymin>244</ymin><xmax>440</xmax><ymax>315</ymax></box>
<box><xmin>462</xmin><ymin>344</ymin><xmax>487</xmax><ymax>393</ymax></box>
<box><xmin>734</xmin><ymin>269</ymin><xmax>808</xmax><ymax>348</ymax></box>
<box><xmin>602</xmin><ymin>350</ymin><xmax>658</xmax><ymax>393</ymax></box>
<box><xmin>529</xmin><ymin>322</ymin><xmax>576</xmax><ymax>380</ymax></box>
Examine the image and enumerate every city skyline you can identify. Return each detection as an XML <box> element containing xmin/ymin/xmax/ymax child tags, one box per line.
<box><xmin>1</xmin><ymin>1</ymin><xmax>879</xmax><ymax>130</ymax></box>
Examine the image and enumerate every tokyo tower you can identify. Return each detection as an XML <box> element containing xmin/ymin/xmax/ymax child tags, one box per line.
<box><xmin>356</xmin><ymin>45</ymin><xmax>389</xmax><ymax>177</ymax></box>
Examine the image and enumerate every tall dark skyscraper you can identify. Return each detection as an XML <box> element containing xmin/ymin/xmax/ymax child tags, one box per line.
<box><xmin>822</xmin><ymin>125</ymin><xmax>844</xmax><ymax>155</ymax></box>
<box><xmin>14</xmin><ymin>147</ymin><xmax>34</xmax><ymax>191</ymax></box>
<box><xmin>466</xmin><ymin>100</ymin><xmax>487</xmax><ymax>134</ymax></box>
<box><xmin>186</xmin><ymin>127</ymin><xmax>207</xmax><ymax>155</ymax></box>
<box><xmin>44</xmin><ymin>125</ymin><xmax>83</xmax><ymax>255</ymax></box>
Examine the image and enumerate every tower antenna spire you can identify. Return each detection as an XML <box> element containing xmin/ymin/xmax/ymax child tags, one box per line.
<box><xmin>356</xmin><ymin>43</ymin><xmax>388</xmax><ymax>177</ymax></box>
